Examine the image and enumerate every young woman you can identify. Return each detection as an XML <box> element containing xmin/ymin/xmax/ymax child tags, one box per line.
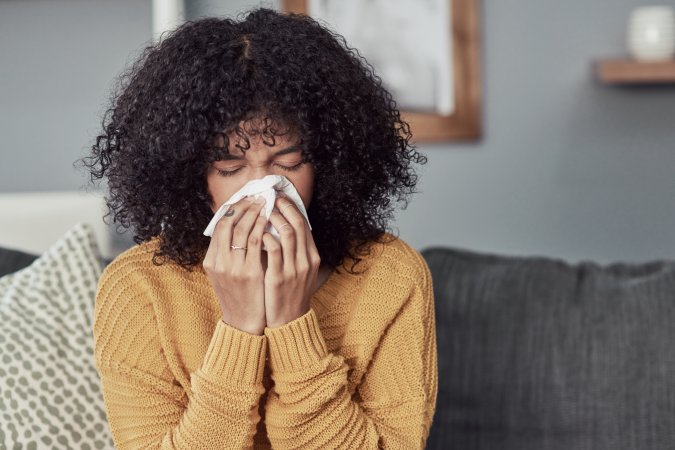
<box><xmin>82</xmin><ymin>7</ymin><xmax>437</xmax><ymax>449</ymax></box>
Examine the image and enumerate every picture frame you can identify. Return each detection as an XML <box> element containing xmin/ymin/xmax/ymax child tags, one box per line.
<box><xmin>280</xmin><ymin>0</ymin><xmax>482</xmax><ymax>143</ymax></box>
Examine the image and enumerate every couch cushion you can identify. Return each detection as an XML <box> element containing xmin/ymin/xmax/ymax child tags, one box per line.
<box><xmin>422</xmin><ymin>246</ymin><xmax>675</xmax><ymax>450</ymax></box>
<box><xmin>0</xmin><ymin>222</ymin><xmax>115</xmax><ymax>449</ymax></box>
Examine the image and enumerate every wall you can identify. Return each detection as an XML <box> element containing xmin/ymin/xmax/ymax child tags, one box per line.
<box><xmin>396</xmin><ymin>0</ymin><xmax>675</xmax><ymax>264</ymax></box>
<box><xmin>0</xmin><ymin>0</ymin><xmax>153</xmax><ymax>255</ymax></box>
<box><xmin>0</xmin><ymin>0</ymin><xmax>152</xmax><ymax>193</ymax></box>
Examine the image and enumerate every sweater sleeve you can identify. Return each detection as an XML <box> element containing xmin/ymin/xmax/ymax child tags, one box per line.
<box><xmin>92</xmin><ymin>263</ymin><xmax>268</xmax><ymax>450</ymax></box>
<box><xmin>262</xmin><ymin>254</ymin><xmax>438</xmax><ymax>449</ymax></box>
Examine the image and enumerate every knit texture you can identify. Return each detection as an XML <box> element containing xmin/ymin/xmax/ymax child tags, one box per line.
<box><xmin>92</xmin><ymin>231</ymin><xmax>437</xmax><ymax>449</ymax></box>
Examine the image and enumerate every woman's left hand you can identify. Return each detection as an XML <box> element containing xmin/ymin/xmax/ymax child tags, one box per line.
<box><xmin>261</xmin><ymin>196</ymin><xmax>321</xmax><ymax>328</ymax></box>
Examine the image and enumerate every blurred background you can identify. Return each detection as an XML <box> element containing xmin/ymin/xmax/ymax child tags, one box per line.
<box><xmin>1</xmin><ymin>0</ymin><xmax>675</xmax><ymax>264</ymax></box>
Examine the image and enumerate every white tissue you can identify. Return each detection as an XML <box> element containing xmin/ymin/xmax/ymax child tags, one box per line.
<box><xmin>203</xmin><ymin>175</ymin><xmax>311</xmax><ymax>250</ymax></box>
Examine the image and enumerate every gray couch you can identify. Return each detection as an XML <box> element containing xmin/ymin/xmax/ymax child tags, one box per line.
<box><xmin>422</xmin><ymin>245</ymin><xmax>675</xmax><ymax>450</ymax></box>
<box><xmin>3</xmin><ymin>244</ymin><xmax>674</xmax><ymax>450</ymax></box>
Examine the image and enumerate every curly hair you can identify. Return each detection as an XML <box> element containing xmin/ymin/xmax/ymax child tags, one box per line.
<box><xmin>77</xmin><ymin>7</ymin><xmax>427</xmax><ymax>274</ymax></box>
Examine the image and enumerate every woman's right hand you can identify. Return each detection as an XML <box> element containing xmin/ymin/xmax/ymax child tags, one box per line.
<box><xmin>202</xmin><ymin>196</ymin><xmax>268</xmax><ymax>335</ymax></box>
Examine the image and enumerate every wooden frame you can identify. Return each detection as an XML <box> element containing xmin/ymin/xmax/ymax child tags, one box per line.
<box><xmin>281</xmin><ymin>0</ymin><xmax>482</xmax><ymax>143</ymax></box>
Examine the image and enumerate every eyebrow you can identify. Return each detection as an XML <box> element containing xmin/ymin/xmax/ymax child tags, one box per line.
<box><xmin>218</xmin><ymin>144</ymin><xmax>302</xmax><ymax>161</ymax></box>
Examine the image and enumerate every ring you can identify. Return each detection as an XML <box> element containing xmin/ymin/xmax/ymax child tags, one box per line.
<box><xmin>277</xmin><ymin>222</ymin><xmax>291</xmax><ymax>231</ymax></box>
<box><xmin>230</xmin><ymin>245</ymin><xmax>248</xmax><ymax>251</ymax></box>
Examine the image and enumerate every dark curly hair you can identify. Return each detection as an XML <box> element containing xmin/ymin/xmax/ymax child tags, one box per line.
<box><xmin>77</xmin><ymin>7</ymin><xmax>427</xmax><ymax>274</ymax></box>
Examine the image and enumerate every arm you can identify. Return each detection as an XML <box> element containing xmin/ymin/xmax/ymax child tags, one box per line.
<box><xmin>93</xmin><ymin>266</ymin><xmax>267</xmax><ymax>450</ymax></box>
<box><xmin>262</xmin><ymin>257</ymin><xmax>438</xmax><ymax>449</ymax></box>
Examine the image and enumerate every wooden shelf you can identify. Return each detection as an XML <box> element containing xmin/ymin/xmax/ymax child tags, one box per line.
<box><xmin>595</xmin><ymin>58</ymin><xmax>675</xmax><ymax>84</ymax></box>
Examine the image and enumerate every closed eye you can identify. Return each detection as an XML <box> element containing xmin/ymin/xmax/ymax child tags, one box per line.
<box><xmin>216</xmin><ymin>162</ymin><xmax>304</xmax><ymax>177</ymax></box>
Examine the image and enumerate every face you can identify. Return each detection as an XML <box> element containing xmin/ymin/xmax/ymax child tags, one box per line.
<box><xmin>206</xmin><ymin>120</ymin><xmax>315</xmax><ymax>214</ymax></box>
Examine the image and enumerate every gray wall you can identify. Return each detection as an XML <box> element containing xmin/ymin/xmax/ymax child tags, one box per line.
<box><xmin>0</xmin><ymin>0</ymin><xmax>153</xmax><ymax>193</ymax></box>
<box><xmin>395</xmin><ymin>0</ymin><xmax>675</xmax><ymax>264</ymax></box>
<box><xmin>2</xmin><ymin>0</ymin><xmax>675</xmax><ymax>264</ymax></box>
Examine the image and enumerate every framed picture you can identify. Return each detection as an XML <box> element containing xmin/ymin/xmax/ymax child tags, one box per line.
<box><xmin>281</xmin><ymin>0</ymin><xmax>482</xmax><ymax>142</ymax></box>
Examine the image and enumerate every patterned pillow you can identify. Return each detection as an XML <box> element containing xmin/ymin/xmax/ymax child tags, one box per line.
<box><xmin>0</xmin><ymin>222</ymin><xmax>115</xmax><ymax>449</ymax></box>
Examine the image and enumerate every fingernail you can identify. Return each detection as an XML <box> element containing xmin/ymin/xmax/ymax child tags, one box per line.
<box><xmin>245</xmin><ymin>196</ymin><xmax>255</xmax><ymax>202</ymax></box>
<box><xmin>259</xmin><ymin>206</ymin><xmax>266</xmax><ymax>216</ymax></box>
<box><xmin>254</xmin><ymin>197</ymin><xmax>265</xmax><ymax>204</ymax></box>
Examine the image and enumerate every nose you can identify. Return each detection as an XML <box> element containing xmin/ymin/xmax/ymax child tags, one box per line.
<box><xmin>247</xmin><ymin>163</ymin><xmax>274</xmax><ymax>181</ymax></box>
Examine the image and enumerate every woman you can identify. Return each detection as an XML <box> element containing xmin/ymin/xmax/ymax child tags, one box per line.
<box><xmin>82</xmin><ymin>7</ymin><xmax>437</xmax><ymax>449</ymax></box>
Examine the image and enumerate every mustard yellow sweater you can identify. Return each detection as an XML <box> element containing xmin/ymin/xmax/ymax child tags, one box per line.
<box><xmin>92</xmin><ymin>231</ymin><xmax>438</xmax><ymax>449</ymax></box>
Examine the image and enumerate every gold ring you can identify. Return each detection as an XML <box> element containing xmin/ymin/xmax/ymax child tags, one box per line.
<box><xmin>277</xmin><ymin>223</ymin><xmax>291</xmax><ymax>231</ymax></box>
<box><xmin>280</xmin><ymin>203</ymin><xmax>294</xmax><ymax>215</ymax></box>
<box><xmin>230</xmin><ymin>245</ymin><xmax>247</xmax><ymax>251</ymax></box>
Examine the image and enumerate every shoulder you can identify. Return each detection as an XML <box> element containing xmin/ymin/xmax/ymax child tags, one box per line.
<box><xmin>96</xmin><ymin>236</ymin><xmax>187</xmax><ymax>313</ymax></box>
<box><xmin>99</xmin><ymin>237</ymin><xmax>189</xmax><ymax>284</ymax></box>
<box><xmin>96</xmin><ymin>237</ymin><xmax>157</xmax><ymax>304</ymax></box>
<box><xmin>334</xmin><ymin>232</ymin><xmax>433</xmax><ymax>347</ymax></box>
<box><xmin>355</xmin><ymin>231</ymin><xmax>431</xmax><ymax>291</ymax></box>
<box><xmin>98</xmin><ymin>237</ymin><xmax>162</xmax><ymax>290</ymax></box>
<box><xmin>93</xmin><ymin>238</ymin><xmax>165</xmax><ymax>366</ymax></box>
<box><xmin>345</xmin><ymin>231</ymin><xmax>433</xmax><ymax>317</ymax></box>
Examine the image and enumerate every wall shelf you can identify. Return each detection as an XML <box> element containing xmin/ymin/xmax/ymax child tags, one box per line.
<box><xmin>595</xmin><ymin>58</ymin><xmax>675</xmax><ymax>84</ymax></box>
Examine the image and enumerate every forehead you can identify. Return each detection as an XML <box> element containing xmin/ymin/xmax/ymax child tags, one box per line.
<box><xmin>213</xmin><ymin>130</ymin><xmax>303</xmax><ymax>161</ymax></box>
<box><xmin>229</xmin><ymin>132</ymin><xmax>298</xmax><ymax>151</ymax></box>
<box><xmin>214</xmin><ymin>117</ymin><xmax>299</xmax><ymax>151</ymax></box>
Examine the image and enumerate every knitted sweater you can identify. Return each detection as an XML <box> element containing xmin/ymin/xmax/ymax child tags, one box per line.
<box><xmin>92</xmin><ymin>231</ymin><xmax>438</xmax><ymax>449</ymax></box>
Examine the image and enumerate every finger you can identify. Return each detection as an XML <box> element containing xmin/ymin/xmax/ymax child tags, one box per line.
<box><xmin>275</xmin><ymin>197</ymin><xmax>308</xmax><ymax>266</ymax></box>
<box><xmin>268</xmin><ymin>208</ymin><xmax>296</xmax><ymax>270</ymax></box>
<box><xmin>231</xmin><ymin>198</ymin><xmax>267</xmax><ymax>266</ymax></box>
<box><xmin>212</xmin><ymin>197</ymin><xmax>257</xmax><ymax>272</ymax></box>
<box><xmin>203</xmin><ymin>215</ymin><xmax>219</xmax><ymax>269</ymax></box>
<box><xmin>262</xmin><ymin>232</ymin><xmax>282</xmax><ymax>274</ymax></box>
<box><xmin>245</xmin><ymin>206</ymin><xmax>268</xmax><ymax>269</ymax></box>
<box><xmin>305</xmin><ymin>223</ymin><xmax>321</xmax><ymax>269</ymax></box>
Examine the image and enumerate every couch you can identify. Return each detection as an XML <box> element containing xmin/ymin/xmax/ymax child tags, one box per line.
<box><xmin>422</xmin><ymin>245</ymin><xmax>675</xmax><ymax>450</ymax></box>
<box><xmin>1</xmin><ymin>223</ymin><xmax>674</xmax><ymax>449</ymax></box>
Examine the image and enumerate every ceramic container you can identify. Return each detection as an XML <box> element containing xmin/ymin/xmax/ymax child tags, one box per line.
<box><xmin>627</xmin><ymin>6</ymin><xmax>675</xmax><ymax>61</ymax></box>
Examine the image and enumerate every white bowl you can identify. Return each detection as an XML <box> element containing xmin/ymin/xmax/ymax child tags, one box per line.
<box><xmin>627</xmin><ymin>6</ymin><xmax>675</xmax><ymax>60</ymax></box>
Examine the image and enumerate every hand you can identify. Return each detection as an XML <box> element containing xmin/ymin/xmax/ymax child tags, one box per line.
<box><xmin>202</xmin><ymin>196</ymin><xmax>268</xmax><ymax>335</ymax></box>
<box><xmin>261</xmin><ymin>196</ymin><xmax>321</xmax><ymax>328</ymax></box>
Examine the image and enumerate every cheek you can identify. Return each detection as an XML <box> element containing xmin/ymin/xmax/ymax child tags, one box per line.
<box><xmin>206</xmin><ymin>173</ymin><xmax>239</xmax><ymax>213</ymax></box>
<box><xmin>291</xmin><ymin>167</ymin><xmax>315</xmax><ymax>209</ymax></box>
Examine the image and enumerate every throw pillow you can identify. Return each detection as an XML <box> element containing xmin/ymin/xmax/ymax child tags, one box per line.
<box><xmin>0</xmin><ymin>222</ymin><xmax>115</xmax><ymax>449</ymax></box>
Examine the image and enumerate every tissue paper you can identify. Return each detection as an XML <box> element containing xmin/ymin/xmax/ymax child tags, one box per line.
<box><xmin>203</xmin><ymin>175</ymin><xmax>311</xmax><ymax>250</ymax></box>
